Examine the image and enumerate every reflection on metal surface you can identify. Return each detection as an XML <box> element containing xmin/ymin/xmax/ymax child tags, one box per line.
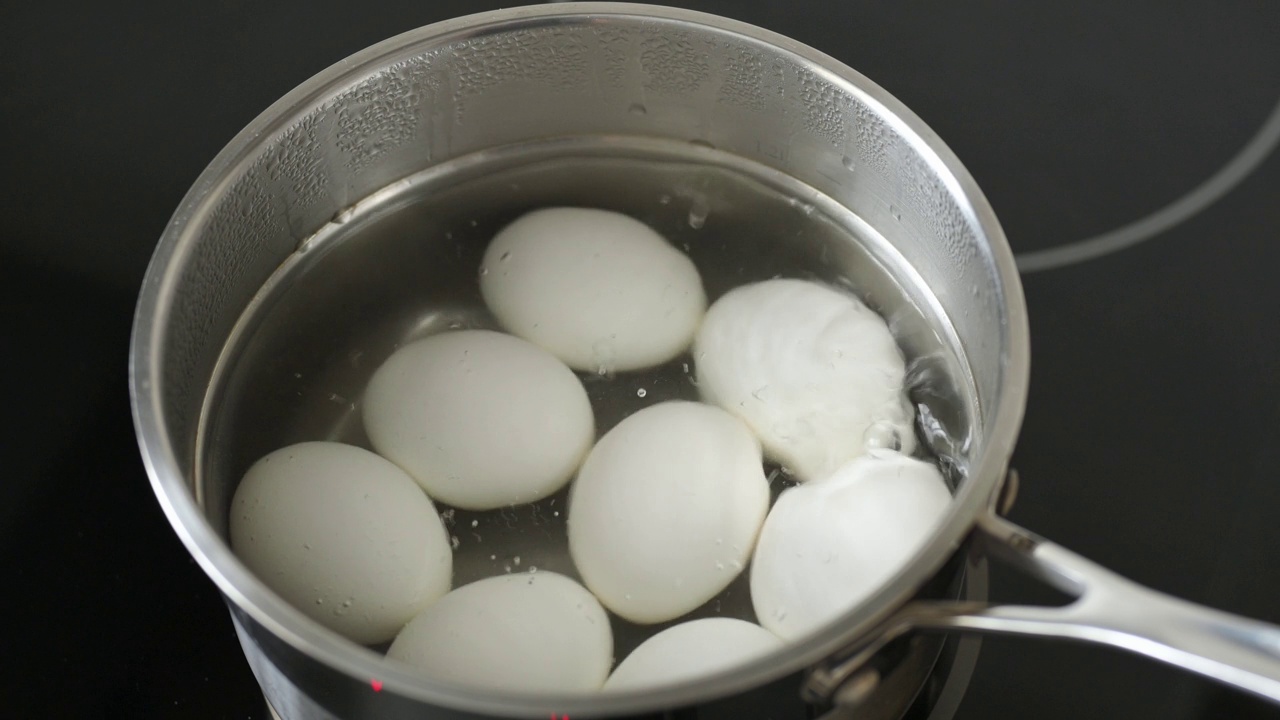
<box><xmin>1015</xmin><ymin>97</ymin><xmax>1280</xmax><ymax>273</ymax></box>
<box><xmin>920</xmin><ymin>514</ymin><xmax>1280</xmax><ymax>703</ymax></box>
<box><xmin>809</xmin><ymin>556</ymin><xmax>989</xmax><ymax>720</ymax></box>
<box><xmin>812</xmin><ymin>508</ymin><xmax>1280</xmax><ymax>712</ymax></box>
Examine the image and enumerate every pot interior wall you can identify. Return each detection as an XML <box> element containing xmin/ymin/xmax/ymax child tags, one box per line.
<box><xmin>156</xmin><ymin>12</ymin><xmax>1013</xmax><ymax>504</ymax></box>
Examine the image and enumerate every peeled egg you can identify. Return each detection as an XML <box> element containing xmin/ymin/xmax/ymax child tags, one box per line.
<box><xmin>568</xmin><ymin>401</ymin><xmax>769</xmax><ymax>624</ymax></box>
<box><xmin>479</xmin><ymin>207</ymin><xmax>706</xmax><ymax>373</ymax></box>
<box><xmin>603</xmin><ymin>618</ymin><xmax>783</xmax><ymax>691</ymax></box>
<box><xmin>386</xmin><ymin>572</ymin><xmax>612</xmax><ymax>693</ymax></box>
<box><xmin>363</xmin><ymin>329</ymin><xmax>594</xmax><ymax>510</ymax></box>
<box><xmin>229</xmin><ymin>442</ymin><xmax>451</xmax><ymax>645</ymax></box>
<box><xmin>750</xmin><ymin>450</ymin><xmax>952</xmax><ymax>640</ymax></box>
<box><xmin>694</xmin><ymin>278</ymin><xmax>916</xmax><ymax>481</ymax></box>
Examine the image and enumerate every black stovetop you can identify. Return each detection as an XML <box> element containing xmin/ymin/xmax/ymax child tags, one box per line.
<box><xmin>4</xmin><ymin>1</ymin><xmax>1278</xmax><ymax>718</ymax></box>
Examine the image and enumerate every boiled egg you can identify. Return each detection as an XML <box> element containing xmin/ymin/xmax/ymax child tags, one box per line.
<box><xmin>568</xmin><ymin>401</ymin><xmax>769</xmax><ymax>624</ymax></box>
<box><xmin>363</xmin><ymin>329</ymin><xmax>594</xmax><ymax>510</ymax></box>
<box><xmin>229</xmin><ymin>441</ymin><xmax>452</xmax><ymax>645</ymax></box>
<box><xmin>603</xmin><ymin>618</ymin><xmax>783</xmax><ymax>691</ymax></box>
<box><xmin>479</xmin><ymin>207</ymin><xmax>706</xmax><ymax>373</ymax></box>
<box><xmin>386</xmin><ymin>572</ymin><xmax>612</xmax><ymax>693</ymax></box>
<box><xmin>750</xmin><ymin>450</ymin><xmax>952</xmax><ymax>640</ymax></box>
<box><xmin>694</xmin><ymin>278</ymin><xmax>916</xmax><ymax>481</ymax></box>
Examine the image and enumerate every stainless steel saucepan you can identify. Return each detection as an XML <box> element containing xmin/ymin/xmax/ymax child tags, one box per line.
<box><xmin>129</xmin><ymin>4</ymin><xmax>1280</xmax><ymax>718</ymax></box>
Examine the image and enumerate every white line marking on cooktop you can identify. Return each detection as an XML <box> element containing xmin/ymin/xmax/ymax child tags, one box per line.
<box><xmin>1015</xmin><ymin>96</ymin><xmax>1280</xmax><ymax>273</ymax></box>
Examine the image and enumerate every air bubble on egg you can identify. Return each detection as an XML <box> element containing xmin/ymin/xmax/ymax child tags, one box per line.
<box><xmin>694</xmin><ymin>278</ymin><xmax>916</xmax><ymax>481</ymax></box>
<box><xmin>568</xmin><ymin>401</ymin><xmax>769</xmax><ymax>624</ymax></box>
<box><xmin>750</xmin><ymin>450</ymin><xmax>951</xmax><ymax>640</ymax></box>
<box><xmin>229</xmin><ymin>442</ymin><xmax>452</xmax><ymax>645</ymax></box>
<box><xmin>603</xmin><ymin>618</ymin><xmax>783</xmax><ymax>691</ymax></box>
<box><xmin>386</xmin><ymin>572</ymin><xmax>612</xmax><ymax>693</ymax></box>
<box><xmin>863</xmin><ymin>421</ymin><xmax>903</xmax><ymax>451</ymax></box>
<box><xmin>479</xmin><ymin>207</ymin><xmax>707</xmax><ymax>373</ymax></box>
<box><xmin>363</xmin><ymin>330</ymin><xmax>594</xmax><ymax>511</ymax></box>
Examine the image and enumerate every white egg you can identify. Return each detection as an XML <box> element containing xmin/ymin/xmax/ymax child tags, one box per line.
<box><xmin>479</xmin><ymin>207</ymin><xmax>706</xmax><ymax>373</ymax></box>
<box><xmin>386</xmin><ymin>572</ymin><xmax>612</xmax><ymax>693</ymax></box>
<box><xmin>568</xmin><ymin>401</ymin><xmax>769</xmax><ymax>624</ymax></box>
<box><xmin>229</xmin><ymin>442</ymin><xmax>452</xmax><ymax>645</ymax></box>
<box><xmin>363</xmin><ymin>330</ymin><xmax>594</xmax><ymax>511</ymax></box>
<box><xmin>694</xmin><ymin>278</ymin><xmax>916</xmax><ymax>482</ymax></box>
<box><xmin>603</xmin><ymin>618</ymin><xmax>783</xmax><ymax>691</ymax></box>
<box><xmin>750</xmin><ymin>450</ymin><xmax>952</xmax><ymax>640</ymax></box>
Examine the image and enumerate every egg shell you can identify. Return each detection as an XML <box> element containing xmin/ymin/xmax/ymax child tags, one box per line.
<box><xmin>386</xmin><ymin>572</ymin><xmax>612</xmax><ymax>693</ymax></box>
<box><xmin>568</xmin><ymin>401</ymin><xmax>769</xmax><ymax>624</ymax></box>
<box><xmin>694</xmin><ymin>278</ymin><xmax>916</xmax><ymax>481</ymax></box>
<box><xmin>603</xmin><ymin>618</ymin><xmax>783</xmax><ymax>691</ymax></box>
<box><xmin>363</xmin><ymin>329</ymin><xmax>594</xmax><ymax>510</ymax></box>
<box><xmin>750</xmin><ymin>450</ymin><xmax>952</xmax><ymax>640</ymax></box>
<box><xmin>479</xmin><ymin>207</ymin><xmax>706</xmax><ymax>373</ymax></box>
<box><xmin>229</xmin><ymin>441</ymin><xmax>452</xmax><ymax>645</ymax></box>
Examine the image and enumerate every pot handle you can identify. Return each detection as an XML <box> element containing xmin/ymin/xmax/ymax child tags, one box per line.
<box><xmin>807</xmin><ymin>508</ymin><xmax>1280</xmax><ymax>712</ymax></box>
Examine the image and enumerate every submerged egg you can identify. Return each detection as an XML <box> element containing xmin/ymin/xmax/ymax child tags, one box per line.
<box><xmin>694</xmin><ymin>278</ymin><xmax>916</xmax><ymax>481</ymax></box>
<box><xmin>568</xmin><ymin>401</ymin><xmax>769</xmax><ymax>624</ymax></box>
<box><xmin>750</xmin><ymin>450</ymin><xmax>952</xmax><ymax>640</ymax></box>
<box><xmin>363</xmin><ymin>330</ymin><xmax>594</xmax><ymax>511</ymax></box>
<box><xmin>386</xmin><ymin>572</ymin><xmax>612</xmax><ymax>693</ymax></box>
<box><xmin>479</xmin><ymin>207</ymin><xmax>706</xmax><ymax>373</ymax></box>
<box><xmin>603</xmin><ymin>618</ymin><xmax>783</xmax><ymax>691</ymax></box>
<box><xmin>229</xmin><ymin>441</ymin><xmax>452</xmax><ymax>645</ymax></box>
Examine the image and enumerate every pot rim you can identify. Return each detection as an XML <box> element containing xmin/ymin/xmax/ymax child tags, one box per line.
<box><xmin>129</xmin><ymin>3</ymin><xmax>1030</xmax><ymax>716</ymax></box>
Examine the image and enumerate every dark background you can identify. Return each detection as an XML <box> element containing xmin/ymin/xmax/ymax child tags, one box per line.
<box><xmin>3</xmin><ymin>1</ymin><xmax>1279</xmax><ymax>718</ymax></box>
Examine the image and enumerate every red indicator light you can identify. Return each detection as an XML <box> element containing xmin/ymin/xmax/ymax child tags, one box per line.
<box><xmin>371</xmin><ymin>679</ymin><xmax>384</xmax><ymax>692</ymax></box>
